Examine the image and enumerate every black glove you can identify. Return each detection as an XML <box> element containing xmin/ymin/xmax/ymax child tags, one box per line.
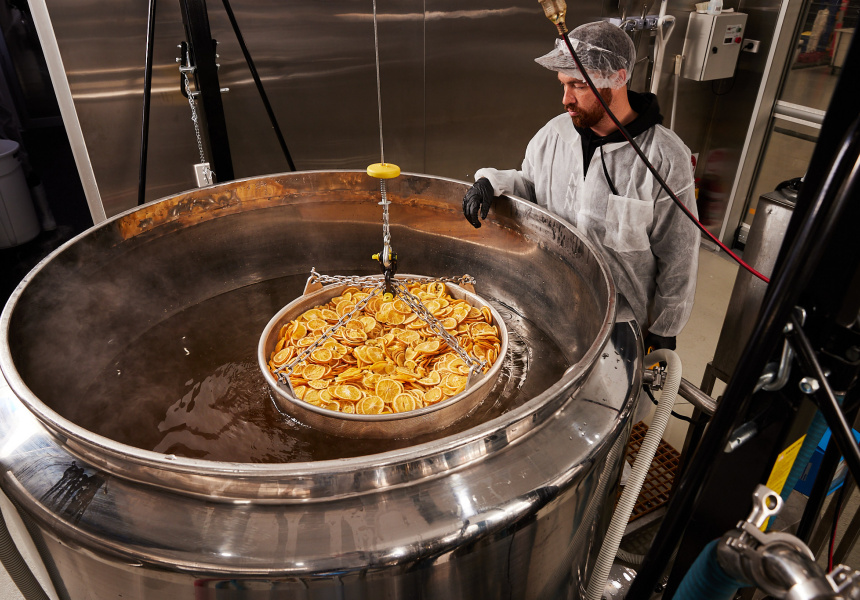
<box><xmin>644</xmin><ymin>332</ymin><xmax>676</xmax><ymax>353</ymax></box>
<box><xmin>462</xmin><ymin>177</ymin><xmax>495</xmax><ymax>228</ymax></box>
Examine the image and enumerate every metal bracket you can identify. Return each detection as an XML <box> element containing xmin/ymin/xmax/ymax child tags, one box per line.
<box><xmin>643</xmin><ymin>364</ymin><xmax>665</xmax><ymax>390</ymax></box>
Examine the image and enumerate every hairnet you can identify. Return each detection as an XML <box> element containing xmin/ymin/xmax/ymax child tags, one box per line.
<box><xmin>535</xmin><ymin>21</ymin><xmax>636</xmax><ymax>89</ymax></box>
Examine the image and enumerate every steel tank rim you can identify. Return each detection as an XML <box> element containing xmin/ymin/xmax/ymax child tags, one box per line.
<box><xmin>0</xmin><ymin>170</ymin><xmax>618</xmax><ymax>501</ymax></box>
<box><xmin>0</xmin><ymin>322</ymin><xmax>641</xmax><ymax>576</ymax></box>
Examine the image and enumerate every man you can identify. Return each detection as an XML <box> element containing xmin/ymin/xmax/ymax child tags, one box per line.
<box><xmin>462</xmin><ymin>21</ymin><xmax>699</xmax><ymax>351</ymax></box>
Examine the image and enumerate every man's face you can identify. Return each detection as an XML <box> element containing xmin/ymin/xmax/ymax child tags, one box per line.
<box><xmin>558</xmin><ymin>72</ymin><xmax>613</xmax><ymax>130</ymax></box>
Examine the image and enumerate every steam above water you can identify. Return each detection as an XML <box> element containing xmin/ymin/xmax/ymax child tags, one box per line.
<box><xmin>62</xmin><ymin>276</ymin><xmax>566</xmax><ymax>463</ymax></box>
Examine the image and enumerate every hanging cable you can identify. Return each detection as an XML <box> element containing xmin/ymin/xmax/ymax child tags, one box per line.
<box><xmin>558</xmin><ymin>32</ymin><xmax>769</xmax><ymax>283</ymax></box>
<box><xmin>137</xmin><ymin>0</ymin><xmax>157</xmax><ymax>206</ymax></box>
<box><xmin>535</xmin><ymin>1</ymin><xmax>770</xmax><ymax>283</ymax></box>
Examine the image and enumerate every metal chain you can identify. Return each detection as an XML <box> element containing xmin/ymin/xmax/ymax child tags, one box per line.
<box><xmin>274</xmin><ymin>285</ymin><xmax>384</xmax><ymax>383</ymax></box>
<box><xmin>307</xmin><ymin>268</ymin><xmax>476</xmax><ymax>289</ymax></box>
<box><xmin>274</xmin><ymin>270</ymin><xmax>487</xmax><ymax>387</ymax></box>
<box><xmin>183</xmin><ymin>72</ymin><xmax>207</xmax><ymax>164</ymax></box>
<box><xmin>182</xmin><ymin>71</ymin><xmax>214</xmax><ymax>182</ymax></box>
<box><xmin>380</xmin><ymin>179</ymin><xmax>391</xmax><ymax>256</ymax></box>
<box><xmin>391</xmin><ymin>279</ymin><xmax>486</xmax><ymax>371</ymax></box>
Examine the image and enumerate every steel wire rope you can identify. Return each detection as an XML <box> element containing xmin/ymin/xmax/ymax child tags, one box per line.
<box><xmin>556</xmin><ymin>32</ymin><xmax>770</xmax><ymax>284</ymax></box>
<box><xmin>371</xmin><ymin>0</ymin><xmax>393</xmax><ymax>259</ymax></box>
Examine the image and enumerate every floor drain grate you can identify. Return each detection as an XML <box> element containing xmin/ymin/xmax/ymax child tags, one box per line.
<box><xmin>625</xmin><ymin>421</ymin><xmax>681</xmax><ymax>521</ymax></box>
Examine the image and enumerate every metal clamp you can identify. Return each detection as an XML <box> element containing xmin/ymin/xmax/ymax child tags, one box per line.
<box><xmin>716</xmin><ymin>485</ymin><xmax>860</xmax><ymax>599</ymax></box>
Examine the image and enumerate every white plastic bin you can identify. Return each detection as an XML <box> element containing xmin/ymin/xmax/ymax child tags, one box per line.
<box><xmin>0</xmin><ymin>139</ymin><xmax>40</xmax><ymax>248</ymax></box>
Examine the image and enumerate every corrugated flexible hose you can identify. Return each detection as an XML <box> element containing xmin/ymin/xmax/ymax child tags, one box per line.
<box><xmin>0</xmin><ymin>503</ymin><xmax>50</xmax><ymax>600</ymax></box>
<box><xmin>585</xmin><ymin>349</ymin><xmax>682</xmax><ymax>600</ymax></box>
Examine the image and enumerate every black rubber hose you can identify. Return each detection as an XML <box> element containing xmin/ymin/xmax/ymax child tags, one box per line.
<box><xmin>0</xmin><ymin>505</ymin><xmax>50</xmax><ymax>600</ymax></box>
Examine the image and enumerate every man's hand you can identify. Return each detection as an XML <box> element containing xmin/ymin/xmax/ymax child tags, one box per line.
<box><xmin>462</xmin><ymin>177</ymin><xmax>495</xmax><ymax>228</ymax></box>
<box><xmin>644</xmin><ymin>332</ymin><xmax>676</xmax><ymax>353</ymax></box>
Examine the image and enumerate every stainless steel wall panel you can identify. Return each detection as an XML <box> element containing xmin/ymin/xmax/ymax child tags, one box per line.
<box><xmin>45</xmin><ymin>0</ymin><xmax>197</xmax><ymax>213</ymax></box>
<box><xmin>424</xmin><ymin>3</ymin><xmax>563</xmax><ymax>181</ymax></box>
<box><xmin>36</xmin><ymin>0</ymin><xmax>785</xmax><ymax>239</ymax></box>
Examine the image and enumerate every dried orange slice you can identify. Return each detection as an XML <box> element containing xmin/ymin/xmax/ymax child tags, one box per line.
<box><xmin>333</xmin><ymin>384</ymin><xmax>362</xmax><ymax>402</ymax></box>
<box><xmin>272</xmin><ymin>349</ymin><xmax>291</xmax><ymax>366</ymax></box>
<box><xmin>291</xmin><ymin>322</ymin><xmax>307</xmax><ymax>340</ymax></box>
<box><xmin>418</xmin><ymin>371</ymin><xmax>442</xmax><ymax>386</ymax></box>
<box><xmin>375</xmin><ymin>378</ymin><xmax>402</xmax><ymax>403</ymax></box>
<box><xmin>307</xmin><ymin>318</ymin><xmax>328</xmax><ymax>331</ymax></box>
<box><xmin>321</xmin><ymin>309</ymin><xmax>339</xmax><ymax>322</ymax></box>
<box><xmin>415</xmin><ymin>340</ymin><xmax>441</xmax><ymax>354</ymax></box>
<box><xmin>357</xmin><ymin>396</ymin><xmax>384</xmax><ymax>414</ymax></box>
<box><xmin>310</xmin><ymin>348</ymin><xmax>333</xmax><ymax>363</ymax></box>
<box><xmin>365</xmin><ymin>346</ymin><xmax>385</xmax><ymax>363</ymax></box>
<box><xmin>424</xmin><ymin>388</ymin><xmax>443</xmax><ymax>404</ymax></box>
<box><xmin>392</xmin><ymin>393</ymin><xmax>417</xmax><ymax>413</ymax></box>
<box><xmin>303</xmin><ymin>364</ymin><xmax>327</xmax><ymax>380</ymax></box>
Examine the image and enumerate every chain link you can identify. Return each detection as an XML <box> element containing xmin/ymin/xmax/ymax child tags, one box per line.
<box><xmin>274</xmin><ymin>271</ymin><xmax>487</xmax><ymax>388</ymax></box>
<box><xmin>390</xmin><ymin>280</ymin><xmax>486</xmax><ymax>371</ymax></box>
<box><xmin>307</xmin><ymin>268</ymin><xmax>476</xmax><ymax>289</ymax></box>
<box><xmin>380</xmin><ymin>179</ymin><xmax>391</xmax><ymax>254</ymax></box>
<box><xmin>286</xmin><ymin>270</ymin><xmax>487</xmax><ymax>375</ymax></box>
<box><xmin>183</xmin><ymin>70</ymin><xmax>215</xmax><ymax>182</ymax></box>
<box><xmin>274</xmin><ymin>285</ymin><xmax>384</xmax><ymax>383</ymax></box>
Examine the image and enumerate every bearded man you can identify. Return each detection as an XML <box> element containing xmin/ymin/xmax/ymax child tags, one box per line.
<box><xmin>462</xmin><ymin>21</ymin><xmax>700</xmax><ymax>352</ymax></box>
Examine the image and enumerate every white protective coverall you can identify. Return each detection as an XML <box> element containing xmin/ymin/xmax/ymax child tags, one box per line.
<box><xmin>475</xmin><ymin>111</ymin><xmax>699</xmax><ymax>338</ymax></box>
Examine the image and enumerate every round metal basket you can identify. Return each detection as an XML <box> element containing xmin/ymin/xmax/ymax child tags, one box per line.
<box><xmin>258</xmin><ymin>275</ymin><xmax>509</xmax><ymax>439</ymax></box>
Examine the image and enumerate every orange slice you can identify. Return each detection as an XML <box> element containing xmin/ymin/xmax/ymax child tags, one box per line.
<box><xmin>357</xmin><ymin>396</ymin><xmax>384</xmax><ymax>414</ymax></box>
<box><xmin>375</xmin><ymin>378</ymin><xmax>403</xmax><ymax>403</ymax></box>
<box><xmin>392</xmin><ymin>393</ymin><xmax>417</xmax><ymax>413</ymax></box>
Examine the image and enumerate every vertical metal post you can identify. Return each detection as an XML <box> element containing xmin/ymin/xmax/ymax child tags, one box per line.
<box><xmin>219</xmin><ymin>0</ymin><xmax>295</xmax><ymax>171</ymax></box>
<box><xmin>138</xmin><ymin>0</ymin><xmax>157</xmax><ymax>206</ymax></box>
<box><xmin>178</xmin><ymin>0</ymin><xmax>234</xmax><ymax>183</ymax></box>
<box><xmin>627</xmin><ymin>29</ymin><xmax>860</xmax><ymax>598</ymax></box>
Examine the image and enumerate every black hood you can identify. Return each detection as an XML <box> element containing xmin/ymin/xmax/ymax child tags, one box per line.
<box><xmin>576</xmin><ymin>91</ymin><xmax>664</xmax><ymax>175</ymax></box>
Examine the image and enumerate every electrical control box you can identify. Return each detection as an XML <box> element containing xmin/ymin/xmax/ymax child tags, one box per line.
<box><xmin>681</xmin><ymin>11</ymin><xmax>748</xmax><ymax>81</ymax></box>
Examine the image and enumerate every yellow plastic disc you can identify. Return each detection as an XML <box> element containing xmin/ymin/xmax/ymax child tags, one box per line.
<box><xmin>366</xmin><ymin>163</ymin><xmax>401</xmax><ymax>179</ymax></box>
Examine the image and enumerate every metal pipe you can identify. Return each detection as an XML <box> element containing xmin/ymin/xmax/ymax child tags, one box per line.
<box><xmin>679</xmin><ymin>378</ymin><xmax>717</xmax><ymax>416</ymax></box>
<box><xmin>137</xmin><ymin>0</ymin><xmax>157</xmax><ymax>206</ymax></box>
<box><xmin>219</xmin><ymin>0</ymin><xmax>296</xmax><ymax>171</ymax></box>
<box><xmin>628</xmin><ymin>95</ymin><xmax>860</xmax><ymax>600</ymax></box>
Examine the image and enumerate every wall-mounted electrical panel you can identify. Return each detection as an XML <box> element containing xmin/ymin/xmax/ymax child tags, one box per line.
<box><xmin>682</xmin><ymin>12</ymin><xmax>749</xmax><ymax>81</ymax></box>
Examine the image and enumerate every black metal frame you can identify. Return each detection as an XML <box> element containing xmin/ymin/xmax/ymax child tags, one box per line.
<box><xmin>627</xmin><ymin>27</ymin><xmax>860</xmax><ymax>599</ymax></box>
<box><xmin>137</xmin><ymin>0</ymin><xmax>295</xmax><ymax>205</ymax></box>
<box><xmin>178</xmin><ymin>0</ymin><xmax>234</xmax><ymax>185</ymax></box>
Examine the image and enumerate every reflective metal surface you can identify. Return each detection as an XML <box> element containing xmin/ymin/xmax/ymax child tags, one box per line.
<box><xmin>32</xmin><ymin>0</ymin><xmax>785</xmax><ymax>236</ymax></box>
<box><xmin>0</xmin><ymin>171</ymin><xmax>640</xmax><ymax>598</ymax></box>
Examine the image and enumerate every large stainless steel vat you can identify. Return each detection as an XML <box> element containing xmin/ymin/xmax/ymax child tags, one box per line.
<box><xmin>0</xmin><ymin>171</ymin><xmax>642</xmax><ymax>599</ymax></box>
